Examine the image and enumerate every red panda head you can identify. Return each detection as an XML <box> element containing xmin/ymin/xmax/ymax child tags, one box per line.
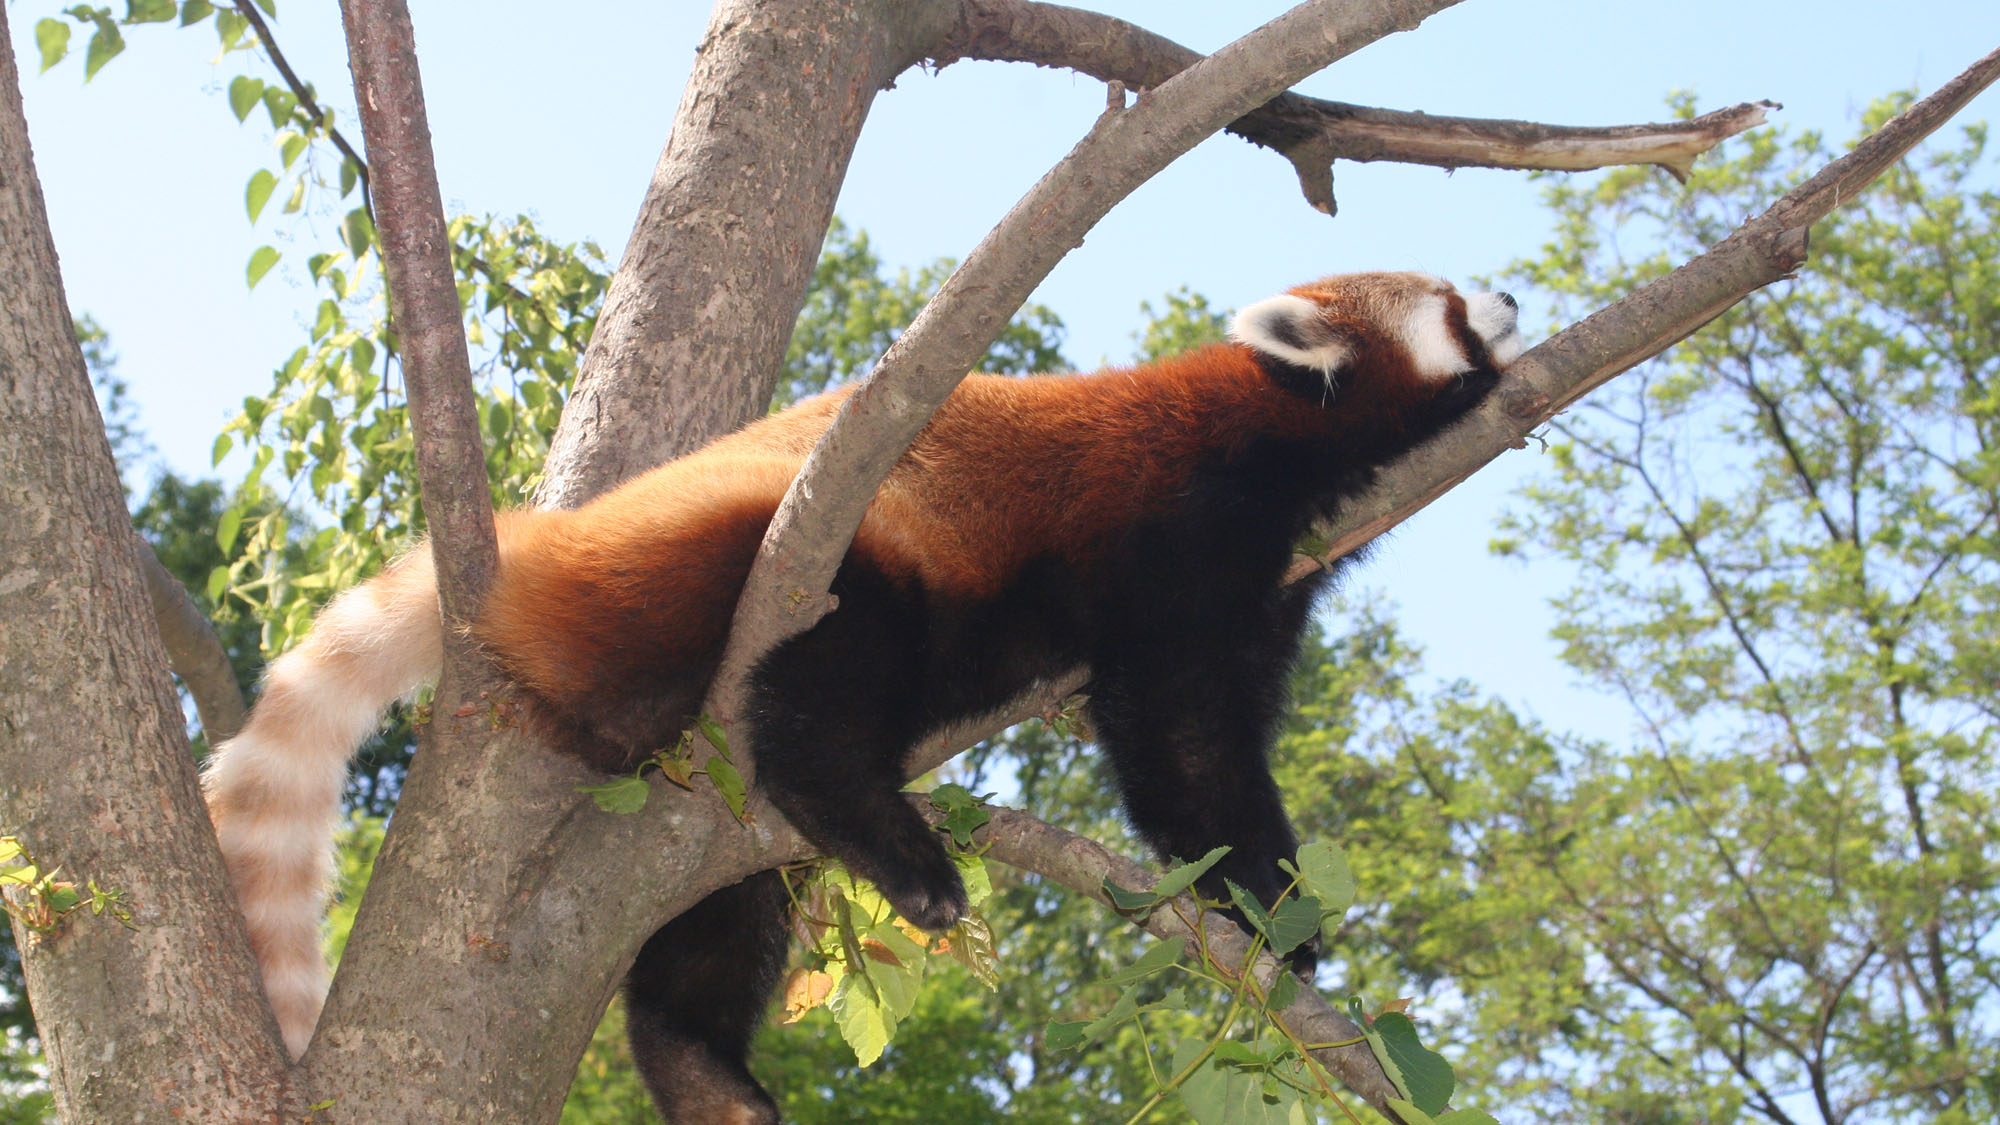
<box><xmin>1226</xmin><ymin>271</ymin><xmax>1524</xmax><ymax>399</ymax></box>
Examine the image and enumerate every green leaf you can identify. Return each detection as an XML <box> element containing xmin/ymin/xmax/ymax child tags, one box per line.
<box><xmin>1227</xmin><ymin>880</ymin><xmax>1274</xmax><ymax>941</ymax></box>
<box><xmin>1044</xmin><ymin>1019</ymin><xmax>1090</xmax><ymax>1051</ymax></box>
<box><xmin>278</xmin><ymin>131</ymin><xmax>307</xmax><ymax>170</ymax></box>
<box><xmin>180</xmin><ymin>0</ymin><xmax>215</xmax><ymax>27</ymax></box>
<box><xmin>253</xmin><ymin>0</ymin><xmax>277</xmax><ymax>16</ymax></box>
<box><xmin>1281</xmin><ymin>841</ymin><xmax>1356</xmax><ymax>921</ymax></box>
<box><xmin>126</xmin><ymin>0</ymin><xmax>176</xmax><ymax>24</ymax></box>
<box><xmin>695</xmin><ymin>714</ymin><xmax>729</xmax><ymax>757</ymax></box>
<box><xmin>83</xmin><ymin>21</ymin><xmax>126</xmax><ymax>81</ymax></box>
<box><xmin>204</xmin><ymin>565</ymin><xmax>229</xmax><ymax>603</ymax></box>
<box><xmin>1435</xmin><ymin>1111</ymin><xmax>1502</xmax><ymax>1125</ymax></box>
<box><xmin>1263</xmin><ymin>895</ymin><xmax>1323</xmax><ymax>956</ymax></box>
<box><xmin>33</xmin><ymin>19</ymin><xmax>71</xmax><ymax>73</ymax></box>
<box><xmin>214</xmin><ymin>8</ymin><xmax>246</xmax><ymax>49</ymax></box>
<box><xmin>227</xmin><ymin>76</ymin><xmax>264</xmax><ymax>122</ymax></box>
<box><xmin>1372</xmin><ymin>1011</ymin><xmax>1454</xmax><ymax>1115</ymax></box>
<box><xmin>952</xmin><ymin>851</ymin><xmax>991</xmax><ymax>909</ymax></box>
<box><xmin>216</xmin><ymin>506</ymin><xmax>243</xmax><ymax>552</ymax></box>
<box><xmin>1263</xmin><ymin>969</ymin><xmax>1300</xmax><ymax>1011</ymax></box>
<box><xmin>1101</xmin><ymin>876</ymin><xmax>1162</xmax><ymax>915</ymax></box>
<box><xmin>211</xmin><ymin>432</ymin><xmax>232</xmax><ymax>466</ymax></box>
<box><xmin>1098</xmin><ymin>939</ymin><xmax>1181</xmax><ymax>988</ymax></box>
<box><xmin>576</xmin><ymin>776</ymin><xmax>649</xmax><ymax>815</ymax></box>
<box><xmin>262</xmin><ymin>86</ymin><xmax>299</xmax><ymax>129</ymax></box>
<box><xmin>245</xmin><ymin>169</ymin><xmax>277</xmax><ymax>222</ymax></box>
<box><xmin>1153</xmin><ymin>845</ymin><xmax>1230</xmax><ymax>899</ymax></box>
<box><xmin>1385</xmin><ymin>1100</ymin><xmax>1437</xmax><ymax>1125</ymax></box>
<box><xmin>340</xmin><ymin>206</ymin><xmax>373</xmax><ymax>258</ymax></box>
<box><xmin>1173</xmin><ymin>1039</ymin><xmax>1298</xmax><ymax>1125</ymax></box>
<box><xmin>937</xmin><ymin>803</ymin><xmax>989</xmax><ymax>848</ymax></box>
<box><xmin>828</xmin><ymin>968</ymin><xmax>893</xmax><ymax>1066</ymax></box>
<box><xmin>245</xmin><ymin>245</ymin><xmax>280</xmax><ymax>288</ymax></box>
<box><xmin>339</xmin><ymin>158</ymin><xmax>360</xmax><ymax>198</ymax></box>
<box><xmin>705</xmin><ymin>756</ymin><xmax>748</xmax><ymax>822</ymax></box>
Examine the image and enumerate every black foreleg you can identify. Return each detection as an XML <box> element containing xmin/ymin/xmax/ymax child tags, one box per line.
<box><xmin>1088</xmin><ymin>594</ymin><xmax>1320</xmax><ymax>973</ymax></box>
<box><xmin>747</xmin><ymin>566</ymin><xmax>968</xmax><ymax>932</ymax></box>
<box><xmin>625</xmin><ymin>870</ymin><xmax>792</xmax><ymax>1124</ymax></box>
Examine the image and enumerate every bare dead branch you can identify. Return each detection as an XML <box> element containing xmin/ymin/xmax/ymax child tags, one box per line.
<box><xmin>337</xmin><ymin>0</ymin><xmax>496</xmax><ymax>622</ymax></box>
<box><xmin>705</xmin><ymin>0</ymin><xmax>1467</xmax><ymax>783</ymax></box>
<box><xmin>135</xmin><ymin>532</ymin><xmax>247</xmax><ymax>742</ymax></box>
<box><xmin>938</xmin><ymin>0</ymin><xmax>1774</xmax><ymax>212</ymax></box>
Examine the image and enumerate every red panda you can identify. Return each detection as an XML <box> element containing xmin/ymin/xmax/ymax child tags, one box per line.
<box><xmin>202</xmin><ymin>270</ymin><xmax>1521</xmax><ymax>1120</ymax></box>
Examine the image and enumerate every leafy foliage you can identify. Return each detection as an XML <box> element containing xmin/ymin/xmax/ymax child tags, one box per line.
<box><xmin>1288</xmin><ymin>103</ymin><xmax>2000</xmax><ymax>1124</ymax></box>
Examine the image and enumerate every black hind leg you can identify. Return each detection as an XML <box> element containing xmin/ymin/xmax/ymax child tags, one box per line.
<box><xmin>625</xmin><ymin>870</ymin><xmax>792</xmax><ymax>1124</ymax></box>
<box><xmin>747</xmin><ymin>566</ymin><xmax>968</xmax><ymax>932</ymax></box>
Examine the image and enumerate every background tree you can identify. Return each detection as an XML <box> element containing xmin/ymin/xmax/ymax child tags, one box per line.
<box><xmin>1283</xmin><ymin>108</ymin><xmax>2000</xmax><ymax>1124</ymax></box>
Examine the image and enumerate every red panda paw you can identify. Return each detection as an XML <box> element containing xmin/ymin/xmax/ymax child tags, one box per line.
<box><xmin>871</xmin><ymin>850</ymin><xmax>969</xmax><ymax>934</ymax></box>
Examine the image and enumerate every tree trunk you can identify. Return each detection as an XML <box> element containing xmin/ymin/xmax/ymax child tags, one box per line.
<box><xmin>0</xmin><ymin>6</ymin><xmax>294</xmax><ymax>1118</ymax></box>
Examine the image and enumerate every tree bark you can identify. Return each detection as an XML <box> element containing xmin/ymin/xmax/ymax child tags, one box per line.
<box><xmin>534</xmin><ymin>0</ymin><xmax>957</xmax><ymax>508</ymax></box>
<box><xmin>0</xmin><ymin>5</ymin><xmax>293</xmax><ymax>1118</ymax></box>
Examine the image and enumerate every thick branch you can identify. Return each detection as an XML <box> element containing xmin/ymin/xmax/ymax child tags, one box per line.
<box><xmin>535</xmin><ymin>0</ymin><xmax>955</xmax><ymax>506</ymax></box>
<box><xmin>938</xmin><ymin>0</ymin><xmax>1774</xmax><ymax>211</ymax></box>
<box><xmin>707</xmin><ymin>0</ymin><xmax>1465</xmax><ymax>778</ymax></box>
<box><xmin>1299</xmin><ymin>43</ymin><xmax>2000</xmax><ymax>569</ymax></box>
<box><xmin>135</xmin><ymin>532</ymin><xmax>247</xmax><ymax>742</ymax></box>
<box><xmin>338</xmin><ymin>0</ymin><xmax>496</xmax><ymax>623</ymax></box>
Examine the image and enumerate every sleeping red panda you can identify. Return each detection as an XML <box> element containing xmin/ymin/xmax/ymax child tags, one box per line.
<box><xmin>202</xmin><ymin>270</ymin><xmax>1522</xmax><ymax>1121</ymax></box>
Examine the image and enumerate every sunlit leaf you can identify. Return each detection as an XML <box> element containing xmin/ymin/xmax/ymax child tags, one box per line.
<box><xmin>227</xmin><ymin>75</ymin><xmax>264</xmax><ymax>122</ymax></box>
<box><xmin>245</xmin><ymin>169</ymin><xmax>277</xmax><ymax>222</ymax></box>
<box><xmin>245</xmin><ymin>245</ymin><xmax>280</xmax><ymax>288</ymax></box>
<box><xmin>33</xmin><ymin>19</ymin><xmax>70</xmax><ymax>73</ymax></box>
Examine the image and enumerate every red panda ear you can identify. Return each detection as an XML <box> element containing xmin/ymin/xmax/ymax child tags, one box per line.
<box><xmin>1229</xmin><ymin>294</ymin><xmax>1352</xmax><ymax>374</ymax></box>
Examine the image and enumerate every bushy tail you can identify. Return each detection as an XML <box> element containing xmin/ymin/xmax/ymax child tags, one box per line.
<box><xmin>202</xmin><ymin>546</ymin><xmax>443</xmax><ymax>1058</ymax></box>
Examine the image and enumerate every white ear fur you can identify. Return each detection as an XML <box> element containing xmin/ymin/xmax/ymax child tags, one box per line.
<box><xmin>1229</xmin><ymin>294</ymin><xmax>1351</xmax><ymax>374</ymax></box>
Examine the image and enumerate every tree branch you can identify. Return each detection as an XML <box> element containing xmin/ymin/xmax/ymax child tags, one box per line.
<box><xmin>534</xmin><ymin>0</ymin><xmax>956</xmax><ymax>507</ymax></box>
<box><xmin>134</xmin><ymin>531</ymin><xmax>247</xmax><ymax>742</ymax></box>
<box><xmin>936</xmin><ymin>0</ymin><xmax>1774</xmax><ymax>212</ymax></box>
<box><xmin>706</xmin><ymin>0</ymin><xmax>1466</xmax><ymax>782</ymax></box>
<box><xmin>337</xmin><ymin>0</ymin><xmax>495</xmax><ymax>622</ymax></box>
<box><xmin>1296</xmin><ymin>43</ymin><xmax>2000</xmax><ymax>571</ymax></box>
<box><xmin>233</xmin><ymin>0</ymin><xmax>372</xmax><ymax>217</ymax></box>
<box><xmin>963</xmin><ymin>806</ymin><xmax>1405</xmax><ymax>1111</ymax></box>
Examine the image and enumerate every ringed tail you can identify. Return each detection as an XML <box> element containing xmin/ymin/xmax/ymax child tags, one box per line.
<box><xmin>201</xmin><ymin>546</ymin><xmax>443</xmax><ymax>1058</ymax></box>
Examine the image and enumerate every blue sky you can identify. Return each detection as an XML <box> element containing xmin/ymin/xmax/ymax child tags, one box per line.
<box><xmin>10</xmin><ymin>0</ymin><xmax>1999</xmax><ymax>740</ymax></box>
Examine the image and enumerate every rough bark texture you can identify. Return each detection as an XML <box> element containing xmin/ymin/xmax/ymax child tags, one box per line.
<box><xmin>533</xmin><ymin>0</ymin><xmax>956</xmax><ymax>509</ymax></box>
<box><xmin>0</xmin><ymin>6</ymin><xmax>294</xmax><ymax>1118</ymax></box>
